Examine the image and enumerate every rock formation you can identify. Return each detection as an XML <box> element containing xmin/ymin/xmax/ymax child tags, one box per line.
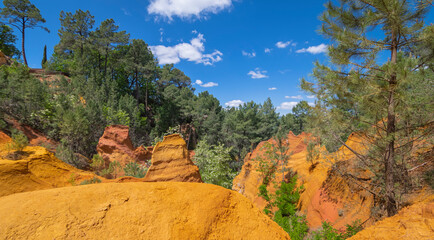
<box><xmin>232</xmin><ymin>131</ymin><xmax>374</xmax><ymax>230</ymax></box>
<box><xmin>0</xmin><ymin>51</ymin><xmax>11</xmax><ymax>66</ymax></box>
<box><xmin>4</xmin><ymin>116</ymin><xmax>58</xmax><ymax>152</ymax></box>
<box><xmin>0</xmin><ymin>182</ymin><xmax>290</xmax><ymax>240</ymax></box>
<box><xmin>144</xmin><ymin>134</ymin><xmax>202</xmax><ymax>183</ymax></box>
<box><xmin>0</xmin><ymin>136</ymin><xmax>99</xmax><ymax>197</ymax></box>
<box><xmin>0</xmin><ymin>131</ymin><xmax>12</xmax><ymax>146</ymax></box>
<box><xmin>96</xmin><ymin>125</ymin><xmax>152</xmax><ymax>174</ymax></box>
<box><xmin>349</xmin><ymin>196</ymin><xmax>434</xmax><ymax>240</ymax></box>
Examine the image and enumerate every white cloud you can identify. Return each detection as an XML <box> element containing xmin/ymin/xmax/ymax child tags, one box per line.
<box><xmin>121</xmin><ymin>8</ymin><xmax>131</xmax><ymax>16</ymax></box>
<box><xmin>242</xmin><ymin>50</ymin><xmax>256</xmax><ymax>58</ymax></box>
<box><xmin>307</xmin><ymin>95</ymin><xmax>315</xmax><ymax>99</ymax></box>
<box><xmin>150</xmin><ymin>32</ymin><xmax>223</xmax><ymax>65</ymax></box>
<box><xmin>268</xmin><ymin>87</ymin><xmax>277</xmax><ymax>91</ymax></box>
<box><xmin>195</xmin><ymin>79</ymin><xmax>218</xmax><ymax>87</ymax></box>
<box><xmin>202</xmin><ymin>82</ymin><xmax>218</xmax><ymax>87</ymax></box>
<box><xmin>248</xmin><ymin>68</ymin><xmax>269</xmax><ymax>79</ymax></box>
<box><xmin>277</xmin><ymin>102</ymin><xmax>298</xmax><ymax>110</ymax></box>
<box><xmin>296</xmin><ymin>43</ymin><xmax>328</xmax><ymax>54</ymax></box>
<box><xmin>308</xmin><ymin>102</ymin><xmax>315</xmax><ymax>106</ymax></box>
<box><xmin>159</xmin><ymin>28</ymin><xmax>164</xmax><ymax>42</ymax></box>
<box><xmin>276</xmin><ymin>41</ymin><xmax>292</xmax><ymax>48</ymax></box>
<box><xmin>264</xmin><ymin>48</ymin><xmax>271</xmax><ymax>53</ymax></box>
<box><xmin>285</xmin><ymin>95</ymin><xmax>303</xmax><ymax>99</ymax></box>
<box><xmin>148</xmin><ymin>0</ymin><xmax>232</xmax><ymax>20</ymax></box>
<box><xmin>225</xmin><ymin>100</ymin><xmax>244</xmax><ymax>108</ymax></box>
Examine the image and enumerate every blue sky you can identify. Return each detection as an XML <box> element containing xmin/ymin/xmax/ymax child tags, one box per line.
<box><xmin>3</xmin><ymin>0</ymin><xmax>432</xmax><ymax>114</ymax></box>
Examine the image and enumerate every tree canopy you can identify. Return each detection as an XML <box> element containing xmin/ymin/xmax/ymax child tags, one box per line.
<box><xmin>0</xmin><ymin>0</ymin><xmax>48</xmax><ymax>65</ymax></box>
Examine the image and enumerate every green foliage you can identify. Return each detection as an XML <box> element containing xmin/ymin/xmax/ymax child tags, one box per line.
<box><xmin>193</xmin><ymin>140</ymin><xmax>237</xmax><ymax>189</ymax></box>
<box><xmin>306</xmin><ymin>140</ymin><xmax>320</xmax><ymax>166</ymax></box>
<box><xmin>123</xmin><ymin>162</ymin><xmax>147</xmax><ymax>178</ymax></box>
<box><xmin>152</xmin><ymin>125</ymin><xmax>183</xmax><ymax>146</ymax></box>
<box><xmin>55</xmin><ymin>143</ymin><xmax>76</xmax><ymax>167</ymax></box>
<box><xmin>0</xmin><ymin>0</ymin><xmax>49</xmax><ymax>65</ymax></box>
<box><xmin>90</xmin><ymin>154</ymin><xmax>105</xmax><ymax>172</ymax></box>
<box><xmin>99</xmin><ymin>161</ymin><xmax>122</xmax><ymax>179</ymax></box>
<box><xmin>301</xmin><ymin>0</ymin><xmax>433</xmax><ymax>216</ymax></box>
<box><xmin>102</xmin><ymin>106</ymin><xmax>131</xmax><ymax>126</ymax></box>
<box><xmin>287</xmin><ymin>215</ymin><xmax>309</xmax><ymax>240</ymax></box>
<box><xmin>0</xmin><ymin>24</ymin><xmax>20</xmax><ymax>57</ymax></box>
<box><xmin>423</xmin><ymin>170</ymin><xmax>434</xmax><ymax>189</ymax></box>
<box><xmin>310</xmin><ymin>220</ymin><xmax>362</xmax><ymax>240</ymax></box>
<box><xmin>8</xmin><ymin>129</ymin><xmax>28</xmax><ymax>152</ymax></box>
<box><xmin>79</xmin><ymin>177</ymin><xmax>101</xmax><ymax>185</ymax></box>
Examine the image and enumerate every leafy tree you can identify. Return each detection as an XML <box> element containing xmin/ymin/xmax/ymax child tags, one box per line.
<box><xmin>292</xmin><ymin>101</ymin><xmax>311</xmax><ymax>135</ymax></box>
<box><xmin>301</xmin><ymin>0</ymin><xmax>433</xmax><ymax>216</ymax></box>
<box><xmin>0</xmin><ymin>0</ymin><xmax>49</xmax><ymax>66</ymax></box>
<box><xmin>123</xmin><ymin>39</ymin><xmax>157</xmax><ymax>110</ymax></box>
<box><xmin>8</xmin><ymin>129</ymin><xmax>28</xmax><ymax>152</ymax></box>
<box><xmin>192</xmin><ymin>91</ymin><xmax>223</xmax><ymax>146</ymax></box>
<box><xmin>90</xmin><ymin>19</ymin><xmax>129</xmax><ymax>80</ymax></box>
<box><xmin>0</xmin><ymin>24</ymin><xmax>19</xmax><ymax>57</ymax></box>
<box><xmin>158</xmin><ymin>64</ymin><xmax>192</xmax><ymax>89</ymax></box>
<box><xmin>258</xmin><ymin>97</ymin><xmax>279</xmax><ymax>139</ymax></box>
<box><xmin>193</xmin><ymin>140</ymin><xmax>237</xmax><ymax>189</ymax></box>
<box><xmin>52</xmin><ymin>10</ymin><xmax>95</xmax><ymax>74</ymax></box>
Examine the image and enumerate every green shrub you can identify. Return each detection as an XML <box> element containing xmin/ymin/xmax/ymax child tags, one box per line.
<box><xmin>124</xmin><ymin>162</ymin><xmax>147</xmax><ymax>178</ymax></box>
<box><xmin>9</xmin><ymin>130</ymin><xmax>29</xmax><ymax>152</ymax></box>
<box><xmin>193</xmin><ymin>140</ymin><xmax>237</xmax><ymax>189</ymax></box>
<box><xmin>310</xmin><ymin>220</ymin><xmax>362</xmax><ymax>240</ymax></box>
<box><xmin>80</xmin><ymin>177</ymin><xmax>102</xmax><ymax>185</ymax></box>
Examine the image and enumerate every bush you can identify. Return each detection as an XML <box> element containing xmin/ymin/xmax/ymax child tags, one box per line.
<box><xmin>80</xmin><ymin>177</ymin><xmax>102</xmax><ymax>185</ymax></box>
<box><xmin>124</xmin><ymin>162</ymin><xmax>147</xmax><ymax>178</ymax></box>
<box><xmin>90</xmin><ymin>154</ymin><xmax>105</xmax><ymax>173</ymax></box>
<box><xmin>193</xmin><ymin>140</ymin><xmax>237</xmax><ymax>189</ymax></box>
<box><xmin>55</xmin><ymin>143</ymin><xmax>88</xmax><ymax>169</ymax></box>
<box><xmin>9</xmin><ymin>130</ymin><xmax>29</xmax><ymax>152</ymax></box>
<box><xmin>310</xmin><ymin>220</ymin><xmax>362</xmax><ymax>240</ymax></box>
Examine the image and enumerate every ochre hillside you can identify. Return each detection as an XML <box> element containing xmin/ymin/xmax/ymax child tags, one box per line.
<box><xmin>0</xmin><ymin>182</ymin><xmax>290</xmax><ymax>240</ymax></box>
<box><xmin>350</xmin><ymin>195</ymin><xmax>434</xmax><ymax>240</ymax></box>
<box><xmin>0</xmin><ymin>133</ymin><xmax>98</xmax><ymax>198</ymax></box>
<box><xmin>232</xmin><ymin>131</ymin><xmax>433</xmax><ymax>231</ymax></box>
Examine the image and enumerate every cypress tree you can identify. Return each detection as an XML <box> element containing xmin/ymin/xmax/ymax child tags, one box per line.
<box><xmin>41</xmin><ymin>45</ymin><xmax>47</xmax><ymax>68</ymax></box>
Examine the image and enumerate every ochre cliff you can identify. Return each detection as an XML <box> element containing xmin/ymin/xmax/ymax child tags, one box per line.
<box><xmin>233</xmin><ymin>132</ymin><xmax>374</xmax><ymax>230</ymax></box>
<box><xmin>97</xmin><ymin>125</ymin><xmax>151</xmax><ymax>167</ymax></box>
<box><xmin>144</xmin><ymin>134</ymin><xmax>202</xmax><ymax>183</ymax></box>
<box><xmin>349</xmin><ymin>195</ymin><xmax>434</xmax><ymax>240</ymax></box>
<box><xmin>0</xmin><ymin>145</ymin><xmax>99</xmax><ymax>198</ymax></box>
<box><xmin>0</xmin><ymin>182</ymin><xmax>290</xmax><ymax>240</ymax></box>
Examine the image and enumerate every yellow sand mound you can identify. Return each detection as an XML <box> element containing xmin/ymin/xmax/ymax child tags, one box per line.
<box><xmin>0</xmin><ymin>145</ymin><xmax>99</xmax><ymax>197</ymax></box>
<box><xmin>0</xmin><ymin>182</ymin><xmax>290</xmax><ymax>240</ymax></box>
<box><xmin>349</xmin><ymin>196</ymin><xmax>434</xmax><ymax>240</ymax></box>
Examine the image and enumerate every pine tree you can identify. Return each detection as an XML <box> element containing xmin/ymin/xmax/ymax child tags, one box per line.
<box><xmin>0</xmin><ymin>24</ymin><xmax>20</xmax><ymax>57</ymax></box>
<box><xmin>0</xmin><ymin>0</ymin><xmax>49</xmax><ymax>66</ymax></box>
<box><xmin>301</xmin><ymin>0</ymin><xmax>433</xmax><ymax>216</ymax></box>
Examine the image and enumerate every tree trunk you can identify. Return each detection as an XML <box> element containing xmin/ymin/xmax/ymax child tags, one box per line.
<box><xmin>385</xmin><ymin>32</ymin><xmax>398</xmax><ymax>217</ymax></box>
<box><xmin>145</xmin><ymin>77</ymin><xmax>149</xmax><ymax>112</ymax></box>
<box><xmin>22</xmin><ymin>20</ymin><xmax>27</xmax><ymax>66</ymax></box>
